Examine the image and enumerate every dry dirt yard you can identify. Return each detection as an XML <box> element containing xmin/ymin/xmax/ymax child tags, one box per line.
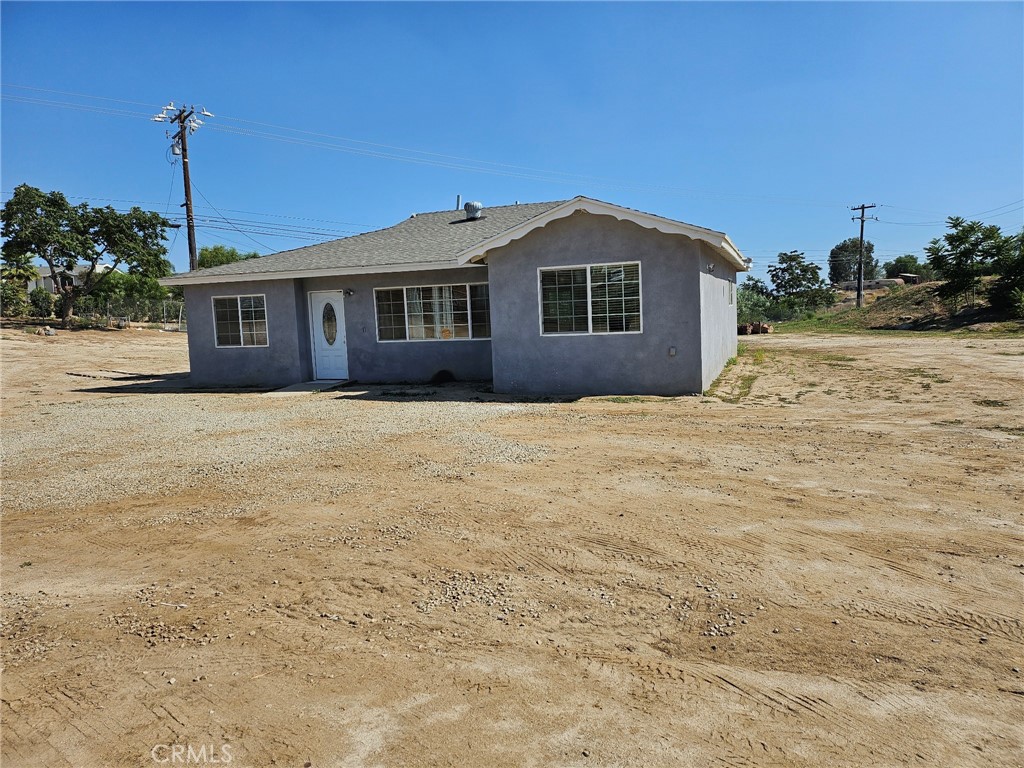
<box><xmin>1</xmin><ymin>326</ymin><xmax>1022</xmax><ymax>768</ymax></box>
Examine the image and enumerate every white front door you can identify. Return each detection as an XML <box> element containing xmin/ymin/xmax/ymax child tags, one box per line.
<box><xmin>309</xmin><ymin>291</ymin><xmax>348</xmax><ymax>379</ymax></box>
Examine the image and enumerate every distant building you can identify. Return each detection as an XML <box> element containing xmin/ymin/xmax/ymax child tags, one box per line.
<box><xmin>836</xmin><ymin>278</ymin><xmax>904</xmax><ymax>291</ymax></box>
<box><xmin>27</xmin><ymin>264</ymin><xmax>122</xmax><ymax>294</ymax></box>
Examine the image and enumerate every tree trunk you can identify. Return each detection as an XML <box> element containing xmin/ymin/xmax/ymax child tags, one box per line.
<box><xmin>59</xmin><ymin>290</ymin><xmax>74</xmax><ymax>329</ymax></box>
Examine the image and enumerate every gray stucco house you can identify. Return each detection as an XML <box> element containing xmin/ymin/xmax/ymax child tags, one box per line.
<box><xmin>162</xmin><ymin>196</ymin><xmax>749</xmax><ymax>396</ymax></box>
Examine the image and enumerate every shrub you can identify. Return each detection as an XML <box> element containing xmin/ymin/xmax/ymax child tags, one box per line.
<box><xmin>1</xmin><ymin>281</ymin><xmax>30</xmax><ymax>317</ymax></box>
<box><xmin>29</xmin><ymin>286</ymin><xmax>55</xmax><ymax>318</ymax></box>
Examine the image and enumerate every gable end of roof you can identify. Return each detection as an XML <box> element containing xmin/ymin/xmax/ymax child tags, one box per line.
<box><xmin>456</xmin><ymin>196</ymin><xmax>748</xmax><ymax>271</ymax></box>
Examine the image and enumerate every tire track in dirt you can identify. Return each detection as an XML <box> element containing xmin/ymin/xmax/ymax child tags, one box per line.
<box><xmin>834</xmin><ymin>596</ymin><xmax>1024</xmax><ymax>643</ymax></box>
<box><xmin>573</xmin><ymin>531</ymin><xmax>683</xmax><ymax>572</ymax></box>
<box><xmin>734</xmin><ymin>528</ymin><xmax>1014</xmax><ymax>606</ymax></box>
<box><xmin>558</xmin><ymin>645</ymin><xmax>926</xmax><ymax>766</ymax></box>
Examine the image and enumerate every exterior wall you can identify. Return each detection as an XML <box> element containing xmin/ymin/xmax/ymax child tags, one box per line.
<box><xmin>698</xmin><ymin>242</ymin><xmax>739</xmax><ymax>390</ymax></box>
<box><xmin>487</xmin><ymin>212</ymin><xmax>704</xmax><ymax>396</ymax></box>
<box><xmin>303</xmin><ymin>266</ymin><xmax>492</xmax><ymax>383</ymax></box>
<box><xmin>184</xmin><ymin>279</ymin><xmax>312</xmax><ymax>388</ymax></box>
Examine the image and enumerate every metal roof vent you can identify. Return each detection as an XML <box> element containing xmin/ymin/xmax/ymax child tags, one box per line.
<box><xmin>464</xmin><ymin>201</ymin><xmax>483</xmax><ymax>220</ymax></box>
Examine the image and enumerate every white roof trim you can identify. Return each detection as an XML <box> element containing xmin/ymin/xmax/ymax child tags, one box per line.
<box><xmin>160</xmin><ymin>259</ymin><xmax>485</xmax><ymax>287</ymax></box>
<box><xmin>455</xmin><ymin>196</ymin><xmax>749</xmax><ymax>271</ymax></box>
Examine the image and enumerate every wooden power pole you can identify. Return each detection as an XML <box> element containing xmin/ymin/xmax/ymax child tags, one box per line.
<box><xmin>152</xmin><ymin>102</ymin><xmax>213</xmax><ymax>272</ymax></box>
<box><xmin>851</xmin><ymin>204</ymin><xmax>877</xmax><ymax>308</ymax></box>
<box><xmin>171</xmin><ymin>108</ymin><xmax>198</xmax><ymax>271</ymax></box>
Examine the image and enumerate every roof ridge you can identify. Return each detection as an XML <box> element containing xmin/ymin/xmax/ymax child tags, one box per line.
<box><xmin>406</xmin><ymin>199</ymin><xmax>570</xmax><ymax>218</ymax></box>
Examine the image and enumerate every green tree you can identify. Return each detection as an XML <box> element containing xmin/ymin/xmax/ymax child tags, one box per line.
<box><xmin>1</xmin><ymin>184</ymin><xmax>172</xmax><ymax>328</ymax></box>
<box><xmin>1</xmin><ymin>280</ymin><xmax>30</xmax><ymax>316</ymax></box>
<box><xmin>122</xmin><ymin>273</ymin><xmax>168</xmax><ymax>305</ymax></box>
<box><xmin>989</xmin><ymin>228</ymin><xmax>1024</xmax><ymax>317</ymax></box>
<box><xmin>1</xmin><ymin>250</ymin><xmax>39</xmax><ymax>287</ymax></box>
<box><xmin>828</xmin><ymin>237</ymin><xmax>877</xmax><ymax>284</ymax></box>
<box><xmin>768</xmin><ymin>251</ymin><xmax>837</xmax><ymax>313</ymax></box>
<box><xmin>737</xmin><ymin>280</ymin><xmax>772</xmax><ymax>323</ymax></box>
<box><xmin>926</xmin><ymin>216</ymin><xmax>1012</xmax><ymax>308</ymax></box>
<box><xmin>29</xmin><ymin>286</ymin><xmax>54</xmax><ymax>318</ymax></box>
<box><xmin>740</xmin><ymin>276</ymin><xmax>772</xmax><ymax>298</ymax></box>
<box><xmin>882</xmin><ymin>254</ymin><xmax>936</xmax><ymax>282</ymax></box>
<box><xmin>198</xmin><ymin>245</ymin><xmax>261</xmax><ymax>270</ymax></box>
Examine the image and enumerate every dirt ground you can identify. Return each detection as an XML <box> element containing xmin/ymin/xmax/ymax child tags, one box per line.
<box><xmin>1</xmin><ymin>326</ymin><xmax>1022</xmax><ymax>767</ymax></box>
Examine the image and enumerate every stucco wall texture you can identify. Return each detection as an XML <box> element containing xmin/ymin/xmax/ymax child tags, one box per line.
<box><xmin>183</xmin><ymin>214</ymin><xmax>740</xmax><ymax>394</ymax></box>
<box><xmin>698</xmin><ymin>242</ymin><xmax>740</xmax><ymax>390</ymax></box>
<box><xmin>304</xmin><ymin>267</ymin><xmax>492</xmax><ymax>384</ymax></box>
<box><xmin>184</xmin><ymin>278</ymin><xmax>311</xmax><ymax>388</ymax></box>
<box><xmin>486</xmin><ymin>212</ymin><xmax>705</xmax><ymax>396</ymax></box>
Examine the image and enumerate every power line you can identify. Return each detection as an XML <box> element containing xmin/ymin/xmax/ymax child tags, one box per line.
<box><xmin>1</xmin><ymin>189</ymin><xmax>381</xmax><ymax>229</ymax></box>
<box><xmin>3</xmin><ymin>86</ymin><xmax>851</xmax><ymax>208</ymax></box>
<box><xmin>2</xmin><ymin>93</ymin><xmax>152</xmax><ymax>121</ymax></box>
<box><xmin>876</xmin><ymin>199</ymin><xmax>1024</xmax><ymax>226</ymax></box>
<box><xmin>189</xmin><ymin>181</ymin><xmax>273</xmax><ymax>252</ymax></box>
<box><xmin>3</xmin><ymin>83</ymin><xmax>158</xmax><ymax>108</ymax></box>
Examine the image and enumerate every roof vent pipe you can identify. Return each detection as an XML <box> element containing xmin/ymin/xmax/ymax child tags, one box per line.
<box><xmin>464</xmin><ymin>201</ymin><xmax>483</xmax><ymax>220</ymax></box>
<box><xmin>456</xmin><ymin>195</ymin><xmax>461</xmax><ymax>210</ymax></box>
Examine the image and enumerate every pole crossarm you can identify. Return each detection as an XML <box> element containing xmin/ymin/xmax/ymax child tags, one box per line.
<box><xmin>153</xmin><ymin>103</ymin><xmax>209</xmax><ymax>272</ymax></box>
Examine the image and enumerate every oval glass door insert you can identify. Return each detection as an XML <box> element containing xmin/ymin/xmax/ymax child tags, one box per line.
<box><xmin>322</xmin><ymin>303</ymin><xmax>338</xmax><ymax>346</ymax></box>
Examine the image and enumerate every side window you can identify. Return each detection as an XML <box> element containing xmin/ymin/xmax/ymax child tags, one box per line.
<box><xmin>539</xmin><ymin>262</ymin><xmax>642</xmax><ymax>335</ymax></box>
<box><xmin>213</xmin><ymin>295</ymin><xmax>268</xmax><ymax>347</ymax></box>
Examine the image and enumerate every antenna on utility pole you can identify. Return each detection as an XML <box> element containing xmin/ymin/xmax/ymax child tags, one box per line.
<box><xmin>850</xmin><ymin>203</ymin><xmax>877</xmax><ymax>308</ymax></box>
<box><xmin>152</xmin><ymin>102</ymin><xmax>214</xmax><ymax>271</ymax></box>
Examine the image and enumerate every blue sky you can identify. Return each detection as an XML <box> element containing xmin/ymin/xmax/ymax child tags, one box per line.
<box><xmin>2</xmin><ymin>2</ymin><xmax>1022</xmax><ymax>281</ymax></box>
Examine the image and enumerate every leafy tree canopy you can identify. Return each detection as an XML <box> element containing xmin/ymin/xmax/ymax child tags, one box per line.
<box><xmin>767</xmin><ymin>250</ymin><xmax>837</xmax><ymax>312</ymax></box>
<box><xmin>0</xmin><ymin>250</ymin><xmax>39</xmax><ymax>285</ymax></box>
<box><xmin>739</xmin><ymin>276</ymin><xmax>772</xmax><ymax>297</ymax></box>
<box><xmin>737</xmin><ymin>280</ymin><xmax>772</xmax><ymax>323</ymax></box>
<box><xmin>989</xmin><ymin>228</ymin><xmax>1024</xmax><ymax>316</ymax></box>
<box><xmin>198</xmin><ymin>245</ymin><xmax>261</xmax><ymax>270</ymax></box>
<box><xmin>925</xmin><ymin>216</ymin><xmax>1013</xmax><ymax>307</ymax></box>
<box><xmin>1</xmin><ymin>184</ymin><xmax>172</xmax><ymax>326</ymax></box>
<box><xmin>828</xmin><ymin>237</ymin><xmax>879</xmax><ymax>284</ymax></box>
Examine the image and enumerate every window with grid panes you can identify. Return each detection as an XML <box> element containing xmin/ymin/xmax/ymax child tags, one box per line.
<box><xmin>540</xmin><ymin>267</ymin><xmax>589</xmax><ymax>333</ymax></box>
<box><xmin>375</xmin><ymin>289</ymin><xmax>407</xmax><ymax>340</ymax></box>
<box><xmin>539</xmin><ymin>262</ymin><xmax>641</xmax><ymax>334</ymax></box>
<box><xmin>374</xmin><ymin>284</ymin><xmax>490</xmax><ymax>341</ymax></box>
<box><xmin>213</xmin><ymin>295</ymin><xmax>268</xmax><ymax>347</ymax></box>
<box><xmin>589</xmin><ymin>263</ymin><xmax>641</xmax><ymax>333</ymax></box>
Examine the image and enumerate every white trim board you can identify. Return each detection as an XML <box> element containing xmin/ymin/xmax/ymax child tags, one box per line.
<box><xmin>455</xmin><ymin>196</ymin><xmax>749</xmax><ymax>271</ymax></box>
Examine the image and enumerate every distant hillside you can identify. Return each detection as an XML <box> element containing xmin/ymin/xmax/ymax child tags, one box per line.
<box><xmin>779</xmin><ymin>279</ymin><xmax>1024</xmax><ymax>333</ymax></box>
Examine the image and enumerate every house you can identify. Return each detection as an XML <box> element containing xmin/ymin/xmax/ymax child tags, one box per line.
<box><xmin>27</xmin><ymin>264</ymin><xmax>122</xmax><ymax>294</ymax></box>
<box><xmin>161</xmin><ymin>196</ymin><xmax>748</xmax><ymax>396</ymax></box>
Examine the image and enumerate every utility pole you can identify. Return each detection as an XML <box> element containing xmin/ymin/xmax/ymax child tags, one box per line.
<box><xmin>850</xmin><ymin>203</ymin><xmax>877</xmax><ymax>308</ymax></box>
<box><xmin>152</xmin><ymin>102</ymin><xmax>214</xmax><ymax>271</ymax></box>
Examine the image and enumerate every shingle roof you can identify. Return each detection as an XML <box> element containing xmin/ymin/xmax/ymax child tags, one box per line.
<box><xmin>169</xmin><ymin>200</ymin><xmax>567</xmax><ymax>281</ymax></box>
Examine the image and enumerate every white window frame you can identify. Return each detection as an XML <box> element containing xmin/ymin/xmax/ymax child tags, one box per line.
<box><xmin>537</xmin><ymin>261</ymin><xmax>643</xmax><ymax>337</ymax></box>
<box><xmin>211</xmin><ymin>294</ymin><xmax>269</xmax><ymax>348</ymax></box>
<box><xmin>373</xmin><ymin>282</ymin><xmax>491</xmax><ymax>343</ymax></box>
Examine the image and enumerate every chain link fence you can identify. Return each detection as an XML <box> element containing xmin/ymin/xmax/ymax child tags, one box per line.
<box><xmin>71</xmin><ymin>296</ymin><xmax>187</xmax><ymax>331</ymax></box>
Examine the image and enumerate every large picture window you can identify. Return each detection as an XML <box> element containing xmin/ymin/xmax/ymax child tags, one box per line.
<box><xmin>213</xmin><ymin>295</ymin><xmax>268</xmax><ymax>347</ymax></box>
<box><xmin>374</xmin><ymin>283</ymin><xmax>490</xmax><ymax>342</ymax></box>
<box><xmin>540</xmin><ymin>262</ymin><xmax>641</xmax><ymax>335</ymax></box>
